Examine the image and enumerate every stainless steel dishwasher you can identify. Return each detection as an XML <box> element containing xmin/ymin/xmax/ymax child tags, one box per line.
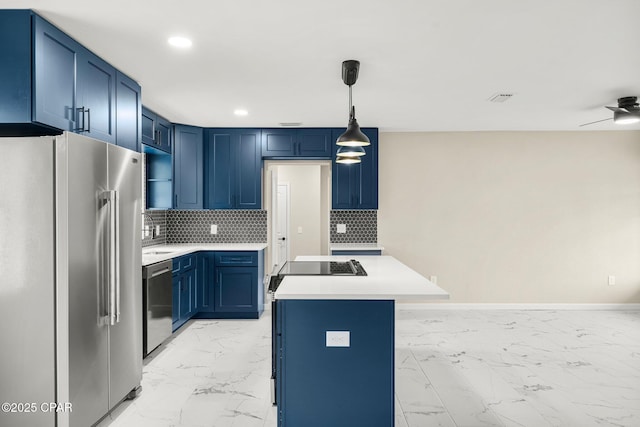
<box><xmin>142</xmin><ymin>259</ymin><xmax>173</xmax><ymax>357</ymax></box>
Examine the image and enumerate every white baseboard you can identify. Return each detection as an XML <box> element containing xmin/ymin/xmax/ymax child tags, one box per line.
<box><xmin>396</xmin><ymin>303</ymin><xmax>640</xmax><ymax>311</ymax></box>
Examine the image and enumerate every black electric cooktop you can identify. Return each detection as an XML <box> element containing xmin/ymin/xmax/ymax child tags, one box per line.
<box><xmin>268</xmin><ymin>260</ymin><xmax>367</xmax><ymax>292</ymax></box>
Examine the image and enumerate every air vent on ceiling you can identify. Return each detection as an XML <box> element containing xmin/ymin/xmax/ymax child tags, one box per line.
<box><xmin>488</xmin><ymin>93</ymin><xmax>515</xmax><ymax>103</ymax></box>
<box><xmin>279</xmin><ymin>122</ymin><xmax>303</xmax><ymax>127</ymax></box>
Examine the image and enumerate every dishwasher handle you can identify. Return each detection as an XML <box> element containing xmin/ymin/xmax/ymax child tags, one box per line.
<box><xmin>149</xmin><ymin>267</ymin><xmax>171</xmax><ymax>278</ymax></box>
<box><xmin>143</xmin><ymin>259</ymin><xmax>174</xmax><ymax>279</ymax></box>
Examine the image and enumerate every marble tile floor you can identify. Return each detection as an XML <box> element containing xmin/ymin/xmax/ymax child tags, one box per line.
<box><xmin>97</xmin><ymin>309</ymin><xmax>640</xmax><ymax>427</ymax></box>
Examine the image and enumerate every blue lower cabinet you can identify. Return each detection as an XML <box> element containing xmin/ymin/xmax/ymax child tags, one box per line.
<box><xmin>179</xmin><ymin>269</ymin><xmax>196</xmax><ymax>319</ymax></box>
<box><xmin>276</xmin><ymin>299</ymin><xmax>394</xmax><ymax>427</ymax></box>
<box><xmin>172</xmin><ymin>254</ymin><xmax>197</xmax><ymax>331</ymax></box>
<box><xmin>215</xmin><ymin>267</ymin><xmax>258</xmax><ymax>313</ymax></box>
<box><xmin>195</xmin><ymin>253</ymin><xmax>216</xmax><ymax>313</ymax></box>
<box><xmin>190</xmin><ymin>250</ymin><xmax>265</xmax><ymax>321</ymax></box>
<box><xmin>172</xmin><ymin>277</ymin><xmax>180</xmax><ymax>326</ymax></box>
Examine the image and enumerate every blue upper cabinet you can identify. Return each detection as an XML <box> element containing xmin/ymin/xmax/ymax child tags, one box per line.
<box><xmin>205</xmin><ymin>128</ymin><xmax>262</xmax><ymax>209</ymax></box>
<box><xmin>115</xmin><ymin>72</ymin><xmax>141</xmax><ymax>151</ymax></box>
<box><xmin>262</xmin><ymin>128</ymin><xmax>332</xmax><ymax>158</ymax></box>
<box><xmin>0</xmin><ymin>10</ymin><xmax>33</xmax><ymax>129</ymax></box>
<box><xmin>141</xmin><ymin>107</ymin><xmax>172</xmax><ymax>153</ymax></box>
<box><xmin>174</xmin><ymin>124</ymin><xmax>203</xmax><ymax>209</ymax></box>
<box><xmin>33</xmin><ymin>14</ymin><xmax>81</xmax><ymax>133</ymax></box>
<box><xmin>34</xmin><ymin>13</ymin><xmax>116</xmax><ymax>142</ymax></box>
<box><xmin>261</xmin><ymin>129</ymin><xmax>296</xmax><ymax>157</ymax></box>
<box><xmin>0</xmin><ymin>10</ymin><xmax>139</xmax><ymax>145</ymax></box>
<box><xmin>76</xmin><ymin>50</ymin><xmax>117</xmax><ymax>144</ymax></box>
<box><xmin>331</xmin><ymin>127</ymin><xmax>379</xmax><ymax>209</ymax></box>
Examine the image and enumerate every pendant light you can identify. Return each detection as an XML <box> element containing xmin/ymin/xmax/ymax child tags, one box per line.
<box><xmin>336</xmin><ymin>60</ymin><xmax>370</xmax><ymax>148</ymax></box>
<box><xmin>336</xmin><ymin>155</ymin><xmax>361</xmax><ymax>164</ymax></box>
<box><xmin>336</xmin><ymin>145</ymin><xmax>366</xmax><ymax>157</ymax></box>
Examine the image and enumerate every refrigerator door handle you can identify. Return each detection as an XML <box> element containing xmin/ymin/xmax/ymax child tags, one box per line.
<box><xmin>103</xmin><ymin>190</ymin><xmax>120</xmax><ymax>326</ymax></box>
<box><xmin>114</xmin><ymin>190</ymin><xmax>121</xmax><ymax>323</ymax></box>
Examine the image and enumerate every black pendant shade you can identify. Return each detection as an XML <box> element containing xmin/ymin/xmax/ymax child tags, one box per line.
<box><xmin>336</xmin><ymin>106</ymin><xmax>370</xmax><ymax>147</ymax></box>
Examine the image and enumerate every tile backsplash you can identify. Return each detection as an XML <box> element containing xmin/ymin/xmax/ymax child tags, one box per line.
<box><xmin>142</xmin><ymin>210</ymin><xmax>168</xmax><ymax>247</ymax></box>
<box><xmin>330</xmin><ymin>210</ymin><xmax>377</xmax><ymax>243</ymax></box>
<box><xmin>167</xmin><ymin>210</ymin><xmax>267</xmax><ymax>243</ymax></box>
<box><xmin>143</xmin><ymin>209</ymin><xmax>376</xmax><ymax>246</ymax></box>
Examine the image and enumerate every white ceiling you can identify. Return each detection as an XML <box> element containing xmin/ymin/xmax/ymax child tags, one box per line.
<box><xmin>4</xmin><ymin>0</ymin><xmax>640</xmax><ymax>131</ymax></box>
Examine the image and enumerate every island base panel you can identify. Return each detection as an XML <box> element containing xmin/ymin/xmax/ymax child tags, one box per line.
<box><xmin>277</xmin><ymin>299</ymin><xmax>394</xmax><ymax>427</ymax></box>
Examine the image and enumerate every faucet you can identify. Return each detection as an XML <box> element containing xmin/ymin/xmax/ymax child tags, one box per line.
<box><xmin>142</xmin><ymin>212</ymin><xmax>157</xmax><ymax>239</ymax></box>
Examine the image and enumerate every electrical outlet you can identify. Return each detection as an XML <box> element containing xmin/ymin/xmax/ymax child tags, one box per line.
<box><xmin>326</xmin><ymin>331</ymin><xmax>350</xmax><ymax>347</ymax></box>
<box><xmin>297</xmin><ymin>226</ymin><xmax>303</xmax><ymax>234</ymax></box>
<box><xmin>337</xmin><ymin>224</ymin><xmax>347</xmax><ymax>233</ymax></box>
<box><xmin>155</xmin><ymin>225</ymin><xmax>160</xmax><ymax>236</ymax></box>
<box><xmin>429</xmin><ymin>275</ymin><xmax>438</xmax><ymax>284</ymax></box>
<box><xmin>210</xmin><ymin>224</ymin><xmax>217</xmax><ymax>235</ymax></box>
<box><xmin>608</xmin><ymin>275</ymin><xmax>616</xmax><ymax>286</ymax></box>
<box><xmin>144</xmin><ymin>225</ymin><xmax>150</xmax><ymax>237</ymax></box>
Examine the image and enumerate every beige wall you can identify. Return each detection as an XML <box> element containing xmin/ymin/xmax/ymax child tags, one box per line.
<box><xmin>278</xmin><ymin>164</ymin><xmax>322</xmax><ymax>259</ymax></box>
<box><xmin>378</xmin><ymin>131</ymin><xmax>640</xmax><ymax>303</ymax></box>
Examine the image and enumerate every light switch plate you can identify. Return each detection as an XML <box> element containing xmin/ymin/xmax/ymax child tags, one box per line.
<box><xmin>337</xmin><ymin>224</ymin><xmax>346</xmax><ymax>233</ymax></box>
<box><xmin>326</xmin><ymin>331</ymin><xmax>350</xmax><ymax>347</ymax></box>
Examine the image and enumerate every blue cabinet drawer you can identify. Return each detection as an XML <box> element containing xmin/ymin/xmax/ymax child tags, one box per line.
<box><xmin>214</xmin><ymin>251</ymin><xmax>258</xmax><ymax>266</ymax></box>
<box><xmin>172</xmin><ymin>253</ymin><xmax>197</xmax><ymax>274</ymax></box>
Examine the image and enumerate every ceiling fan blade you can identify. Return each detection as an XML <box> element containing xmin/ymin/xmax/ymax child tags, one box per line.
<box><xmin>606</xmin><ymin>106</ymin><xmax>627</xmax><ymax>113</ymax></box>
<box><xmin>579</xmin><ymin>117</ymin><xmax>613</xmax><ymax>127</ymax></box>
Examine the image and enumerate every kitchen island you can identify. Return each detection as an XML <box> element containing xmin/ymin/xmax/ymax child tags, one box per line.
<box><xmin>272</xmin><ymin>255</ymin><xmax>449</xmax><ymax>427</ymax></box>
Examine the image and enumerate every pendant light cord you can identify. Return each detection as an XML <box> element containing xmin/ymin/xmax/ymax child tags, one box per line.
<box><xmin>348</xmin><ymin>85</ymin><xmax>353</xmax><ymax>119</ymax></box>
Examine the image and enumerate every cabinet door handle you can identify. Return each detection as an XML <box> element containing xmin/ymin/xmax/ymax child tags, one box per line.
<box><xmin>75</xmin><ymin>107</ymin><xmax>87</xmax><ymax>132</ymax></box>
<box><xmin>86</xmin><ymin>108</ymin><xmax>91</xmax><ymax>133</ymax></box>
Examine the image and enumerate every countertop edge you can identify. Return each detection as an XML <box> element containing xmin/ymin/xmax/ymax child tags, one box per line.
<box><xmin>142</xmin><ymin>243</ymin><xmax>267</xmax><ymax>266</ymax></box>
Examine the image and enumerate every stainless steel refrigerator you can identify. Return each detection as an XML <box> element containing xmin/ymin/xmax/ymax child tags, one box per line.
<box><xmin>0</xmin><ymin>132</ymin><xmax>143</xmax><ymax>427</ymax></box>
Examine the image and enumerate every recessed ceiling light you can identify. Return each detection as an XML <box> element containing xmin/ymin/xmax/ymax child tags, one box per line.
<box><xmin>168</xmin><ymin>36</ymin><xmax>192</xmax><ymax>48</ymax></box>
<box><xmin>234</xmin><ymin>109</ymin><xmax>249</xmax><ymax>116</ymax></box>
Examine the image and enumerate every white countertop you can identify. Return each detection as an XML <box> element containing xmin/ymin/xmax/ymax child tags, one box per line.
<box><xmin>142</xmin><ymin>243</ymin><xmax>267</xmax><ymax>266</ymax></box>
<box><xmin>273</xmin><ymin>255</ymin><xmax>449</xmax><ymax>301</ymax></box>
<box><xmin>330</xmin><ymin>243</ymin><xmax>385</xmax><ymax>251</ymax></box>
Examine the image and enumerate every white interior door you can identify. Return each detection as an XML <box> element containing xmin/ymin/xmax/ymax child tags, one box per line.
<box><xmin>276</xmin><ymin>183</ymin><xmax>290</xmax><ymax>266</ymax></box>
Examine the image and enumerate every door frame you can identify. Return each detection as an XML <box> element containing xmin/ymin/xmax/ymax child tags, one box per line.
<box><xmin>275</xmin><ymin>182</ymin><xmax>290</xmax><ymax>268</ymax></box>
<box><xmin>264</xmin><ymin>160</ymin><xmax>332</xmax><ymax>274</ymax></box>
